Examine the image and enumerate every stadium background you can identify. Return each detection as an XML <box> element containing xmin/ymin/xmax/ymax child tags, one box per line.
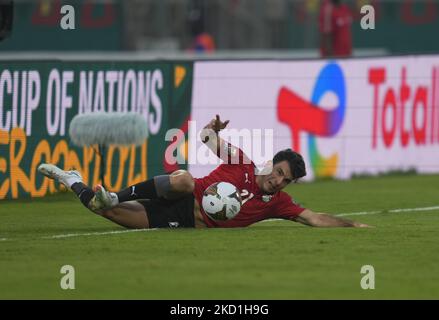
<box><xmin>1</xmin><ymin>0</ymin><xmax>439</xmax><ymax>301</ymax></box>
<box><xmin>2</xmin><ymin>0</ymin><xmax>439</xmax><ymax>199</ymax></box>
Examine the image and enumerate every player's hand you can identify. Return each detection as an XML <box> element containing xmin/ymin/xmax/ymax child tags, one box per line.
<box><xmin>205</xmin><ymin>115</ymin><xmax>229</xmax><ymax>133</ymax></box>
<box><xmin>355</xmin><ymin>222</ymin><xmax>374</xmax><ymax>228</ymax></box>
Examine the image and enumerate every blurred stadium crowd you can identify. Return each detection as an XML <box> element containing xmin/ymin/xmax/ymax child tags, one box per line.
<box><xmin>1</xmin><ymin>0</ymin><xmax>439</xmax><ymax>56</ymax></box>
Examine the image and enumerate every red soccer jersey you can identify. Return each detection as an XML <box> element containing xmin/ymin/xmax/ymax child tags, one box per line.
<box><xmin>332</xmin><ymin>4</ymin><xmax>353</xmax><ymax>57</ymax></box>
<box><xmin>193</xmin><ymin>145</ymin><xmax>305</xmax><ymax>228</ymax></box>
<box><xmin>319</xmin><ymin>1</ymin><xmax>353</xmax><ymax>57</ymax></box>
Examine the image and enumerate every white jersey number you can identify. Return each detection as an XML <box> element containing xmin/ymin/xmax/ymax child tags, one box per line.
<box><xmin>240</xmin><ymin>189</ymin><xmax>254</xmax><ymax>206</ymax></box>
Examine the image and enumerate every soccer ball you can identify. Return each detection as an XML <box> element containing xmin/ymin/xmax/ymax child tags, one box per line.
<box><xmin>202</xmin><ymin>182</ymin><xmax>242</xmax><ymax>221</ymax></box>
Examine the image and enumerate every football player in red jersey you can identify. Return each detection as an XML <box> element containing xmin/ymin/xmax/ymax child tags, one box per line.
<box><xmin>38</xmin><ymin>115</ymin><xmax>369</xmax><ymax>229</ymax></box>
<box><xmin>319</xmin><ymin>0</ymin><xmax>353</xmax><ymax>58</ymax></box>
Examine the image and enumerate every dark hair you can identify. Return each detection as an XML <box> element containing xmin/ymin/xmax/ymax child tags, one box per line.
<box><xmin>273</xmin><ymin>149</ymin><xmax>306</xmax><ymax>182</ymax></box>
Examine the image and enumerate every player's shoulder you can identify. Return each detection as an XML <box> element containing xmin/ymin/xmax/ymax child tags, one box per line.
<box><xmin>275</xmin><ymin>191</ymin><xmax>301</xmax><ymax>206</ymax></box>
<box><xmin>277</xmin><ymin>190</ymin><xmax>291</xmax><ymax>198</ymax></box>
<box><xmin>217</xmin><ymin>160</ymin><xmax>255</xmax><ymax>183</ymax></box>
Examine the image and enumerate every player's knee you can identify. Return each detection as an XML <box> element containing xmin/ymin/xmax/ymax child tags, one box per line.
<box><xmin>170</xmin><ymin>170</ymin><xmax>194</xmax><ymax>193</ymax></box>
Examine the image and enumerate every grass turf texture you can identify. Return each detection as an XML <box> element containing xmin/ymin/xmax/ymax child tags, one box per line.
<box><xmin>1</xmin><ymin>174</ymin><xmax>438</xmax><ymax>299</ymax></box>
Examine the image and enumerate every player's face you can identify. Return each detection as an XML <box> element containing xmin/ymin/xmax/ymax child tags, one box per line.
<box><xmin>262</xmin><ymin>160</ymin><xmax>293</xmax><ymax>194</ymax></box>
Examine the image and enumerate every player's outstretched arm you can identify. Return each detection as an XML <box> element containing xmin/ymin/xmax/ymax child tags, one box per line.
<box><xmin>294</xmin><ymin>209</ymin><xmax>370</xmax><ymax>228</ymax></box>
<box><xmin>200</xmin><ymin>114</ymin><xmax>252</xmax><ymax>164</ymax></box>
<box><xmin>200</xmin><ymin>114</ymin><xmax>229</xmax><ymax>153</ymax></box>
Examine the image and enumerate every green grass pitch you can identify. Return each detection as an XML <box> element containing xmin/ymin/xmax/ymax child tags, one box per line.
<box><xmin>1</xmin><ymin>174</ymin><xmax>438</xmax><ymax>299</ymax></box>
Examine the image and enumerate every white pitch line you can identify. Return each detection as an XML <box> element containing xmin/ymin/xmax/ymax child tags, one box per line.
<box><xmin>336</xmin><ymin>205</ymin><xmax>439</xmax><ymax>217</ymax></box>
<box><xmin>39</xmin><ymin>205</ymin><xmax>439</xmax><ymax>238</ymax></box>
<box><xmin>336</xmin><ymin>210</ymin><xmax>382</xmax><ymax>217</ymax></box>
<box><xmin>389</xmin><ymin>206</ymin><xmax>439</xmax><ymax>213</ymax></box>
<box><xmin>260</xmin><ymin>205</ymin><xmax>439</xmax><ymax>222</ymax></box>
<box><xmin>0</xmin><ymin>238</ymin><xmax>8</xmax><ymax>241</ymax></box>
<box><xmin>42</xmin><ymin>228</ymin><xmax>158</xmax><ymax>239</ymax></box>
